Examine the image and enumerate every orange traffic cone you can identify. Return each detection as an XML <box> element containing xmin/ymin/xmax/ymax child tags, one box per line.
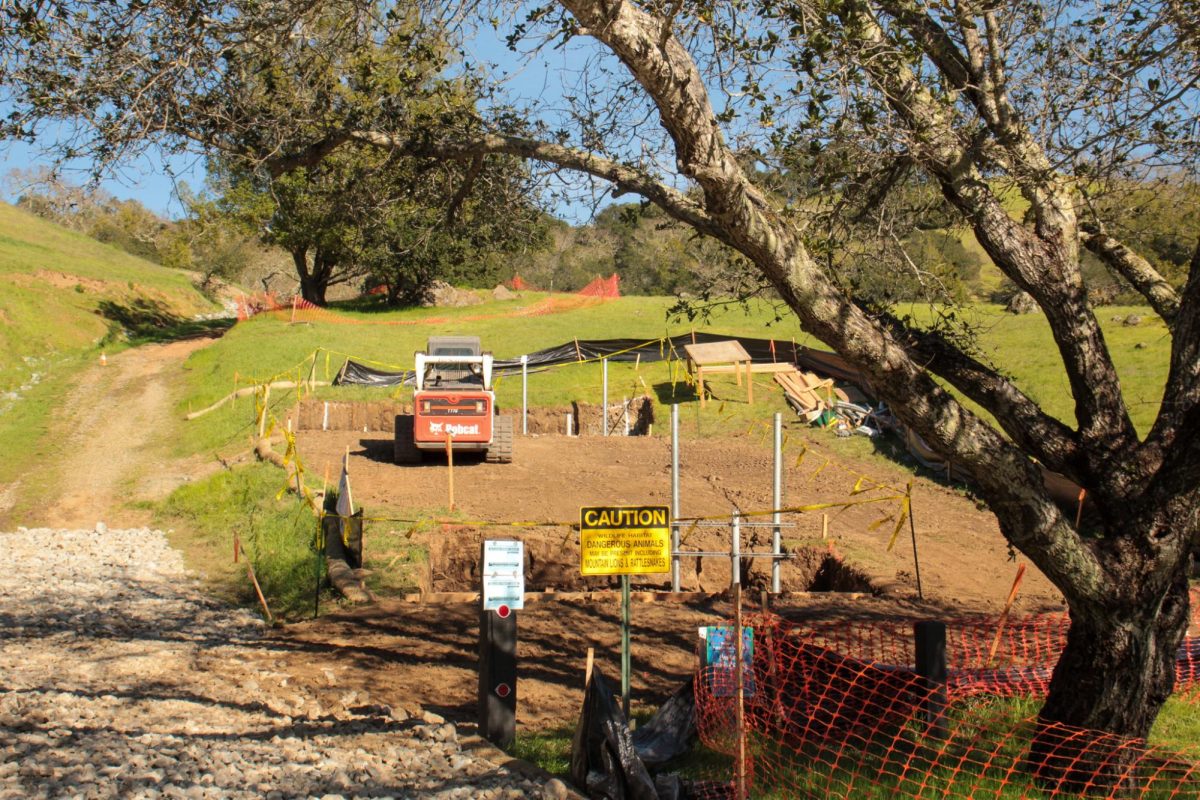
<box><xmin>100</xmin><ymin>353</ymin><xmax>108</xmax><ymax>366</ymax></box>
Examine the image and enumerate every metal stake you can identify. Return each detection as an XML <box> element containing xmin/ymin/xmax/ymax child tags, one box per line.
<box><xmin>520</xmin><ymin>355</ymin><xmax>528</xmax><ymax>435</ymax></box>
<box><xmin>621</xmin><ymin>574</ymin><xmax>631</xmax><ymax>719</ymax></box>
<box><xmin>602</xmin><ymin>358</ymin><xmax>609</xmax><ymax>436</ymax></box>
<box><xmin>772</xmin><ymin>412</ymin><xmax>782</xmax><ymax>594</ymax></box>
<box><xmin>671</xmin><ymin>404</ymin><xmax>681</xmax><ymax>593</ymax></box>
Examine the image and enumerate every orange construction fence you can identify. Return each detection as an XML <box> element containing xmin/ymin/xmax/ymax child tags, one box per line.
<box><xmin>692</xmin><ymin>605</ymin><xmax>1200</xmax><ymax>799</ymax></box>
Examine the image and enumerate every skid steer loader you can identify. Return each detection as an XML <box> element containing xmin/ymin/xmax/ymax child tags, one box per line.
<box><xmin>394</xmin><ymin>336</ymin><xmax>513</xmax><ymax>464</ymax></box>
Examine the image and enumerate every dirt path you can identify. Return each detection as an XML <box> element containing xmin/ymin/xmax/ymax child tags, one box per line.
<box><xmin>35</xmin><ymin>339</ymin><xmax>215</xmax><ymax>528</ymax></box>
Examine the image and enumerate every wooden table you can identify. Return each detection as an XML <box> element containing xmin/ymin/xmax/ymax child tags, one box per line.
<box><xmin>682</xmin><ymin>340</ymin><xmax>754</xmax><ymax>407</ymax></box>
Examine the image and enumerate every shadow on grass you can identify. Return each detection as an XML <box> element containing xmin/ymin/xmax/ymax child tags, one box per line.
<box><xmin>98</xmin><ymin>298</ymin><xmax>235</xmax><ymax>344</ymax></box>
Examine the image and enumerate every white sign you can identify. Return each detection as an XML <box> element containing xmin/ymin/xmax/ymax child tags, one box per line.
<box><xmin>482</xmin><ymin>540</ymin><xmax>525</xmax><ymax>611</ymax></box>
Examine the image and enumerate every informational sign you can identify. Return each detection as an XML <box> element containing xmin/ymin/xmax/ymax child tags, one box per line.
<box><xmin>702</xmin><ymin>626</ymin><xmax>756</xmax><ymax>697</ymax></box>
<box><xmin>481</xmin><ymin>540</ymin><xmax>524</xmax><ymax>611</ymax></box>
<box><xmin>579</xmin><ymin>506</ymin><xmax>671</xmax><ymax>576</ymax></box>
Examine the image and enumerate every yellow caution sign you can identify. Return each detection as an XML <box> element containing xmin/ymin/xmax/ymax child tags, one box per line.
<box><xmin>580</xmin><ymin>505</ymin><xmax>671</xmax><ymax>576</ymax></box>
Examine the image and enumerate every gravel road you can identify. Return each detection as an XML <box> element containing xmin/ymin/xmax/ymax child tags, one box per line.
<box><xmin>0</xmin><ymin>527</ymin><xmax>565</xmax><ymax>800</ymax></box>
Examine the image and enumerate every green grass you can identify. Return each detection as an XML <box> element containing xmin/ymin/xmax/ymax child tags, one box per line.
<box><xmin>0</xmin><ymin>202</ymin><xmax>219</xmax><ymax>391</ymax></box>
<box><xmin>891</xmin><ymin>302</ymin><xmax>1170</xmax><ymax>436</ymax></box>
<box><xmin>157</xmin><ymin>462</ymin><xmax>326</xmax><ymax>619</ymax></box>
<box><xmin>0</xmin><ymin>202</ymin><xmax>221</xmax><ymax>508</ymax></box>
<box><xmin>513</xmin><ymin>695</ymin><xmax>1198</xmax><ymax>798</ymax></box>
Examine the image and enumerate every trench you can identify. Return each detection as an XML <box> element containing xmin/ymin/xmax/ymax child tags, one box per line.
<box><xmin>420</xmin><ymin>530</ymin><xmax>877</xmax><ymax>596</ymax></box>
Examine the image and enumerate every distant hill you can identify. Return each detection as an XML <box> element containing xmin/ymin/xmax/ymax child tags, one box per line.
<box><xmin>0</xmin><ymin>202</ymin><xmax>220</xmax><ymax>391</ymax></box>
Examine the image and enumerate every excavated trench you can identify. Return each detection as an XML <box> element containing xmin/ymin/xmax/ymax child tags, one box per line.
<box><xmin>418</xmin><ymin>528</ymin><xmax>877</xmax><ymax>596</ymax></box>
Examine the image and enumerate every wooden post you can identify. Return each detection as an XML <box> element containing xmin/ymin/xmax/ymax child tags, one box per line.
<box><xmin>446</xmin><ymin>433</ymin><xmax>455</xmax><ymax>512</ymax></box>
<box><xmin>257</xmin><ymin>384</ymin><xmax>271</xmax><ymax>438</ymax></box>
<box><xmin>987</xmin><ymin>564</ymin><xmax>1027</xmax><ymax>664</ymax></box>
<box><xmin>734</xmin><ymin>581</ymin><xmax>747</xmax><ymax>800</ymax></box>
<box><xmin>822</xmin><ymin>513</ymin><xmax>829</xmax><ymax>540</ymax></box>
<box><xmin>233</xmin><ymin>532</ymin><xmax>240</xmax><ymax>564</ymax></box>
<box><xmin>290</xmin><ymin>295</ymin><xmax>298</xmax><ymax>324</ymax></box>
<box><xmin>236</xmin><ymin>540</ymin><xmax>273</xmax><ymax>624</ymax></box>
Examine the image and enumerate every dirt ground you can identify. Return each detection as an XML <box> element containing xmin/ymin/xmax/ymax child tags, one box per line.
<box><xmin>272</xmin><ymin>424</ymin><xmax>1067</xmax><ymax>731</ymax></box>
<box><xmin>14</xmin><ymin>338</ymin><xmax>1070</xmax><ymax>736</ymax></box>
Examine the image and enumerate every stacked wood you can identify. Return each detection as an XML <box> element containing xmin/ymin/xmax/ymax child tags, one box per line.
<box><xmin>774</xmin><ymin>368</ymin><xmax>836</xmax><ymax>422</ymax></box>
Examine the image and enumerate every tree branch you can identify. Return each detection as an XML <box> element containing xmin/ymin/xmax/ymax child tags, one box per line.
<box><xmin>552</xmin><ymin>0</ymin><xmax>1107</xmax><ymax>602</ymax></box>
<box><xmin>879</xmin><ymin>313</ymin><xmax>1082</xmax><ymax>474</ymax></box>
<box><xmin>1148</xmin><ymin>237</ymin><xmax>1200</xmax><ymax>456</ymax></box>
<box><xmin>1081</xmin><ymin>227</ymin><xmax>1181</xmax><ymax>326</ymax></box>
<box><xmin>444</xmin><ymin>154</ymin><xmax>484</xmax><ymax>225</ymax></box>
<box><xmin>847</xmin><ymin>0</ymin><xmax>1138</xmax><ymax>455</ymax></box>
<box><xmin>342</xmin><ymin>129</ymin><xmax>725</xmax><ymax>241</ymax></box>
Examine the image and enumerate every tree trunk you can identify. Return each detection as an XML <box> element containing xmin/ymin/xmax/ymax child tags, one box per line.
<box><xmin>1029</xmin><ymin>555</ymin><xmax>1191</xmax><ymax>790</ymax></box>
<box><xmin>292</xmin><ymin>249</ymin><xmax>328</xmax><ymax>306</ymax></box>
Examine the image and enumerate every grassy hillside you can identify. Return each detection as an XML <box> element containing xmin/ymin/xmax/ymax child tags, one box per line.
<box><xmin>0</xmin><ymin>202</ymin><xmax>220</xmax><ymax>492</ymax></box>
<box><xmin>177</xmin><ymin>295</ymin><xmax>1171</xmax><ymax>459</ymax></box>
<box><xmin>0</xmin><ymin>201</ymin><xmax>219</xmax><ymax>392</ymax></box>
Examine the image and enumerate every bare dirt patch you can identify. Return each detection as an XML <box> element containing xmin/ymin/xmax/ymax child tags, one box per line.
<box><xmin>27</xmin><ymin>338</ymin><xmax>220</xmax><ymax>528</ymax></box>
<box><xmin>256</xmin><ymin>423</ymin><xmax>1067</xmax><ymax>732</ymax></box>
<box><xmin>291</xmin><ymin>427</ymin><xmax>1062</xmax><ymax>610</ymax></box>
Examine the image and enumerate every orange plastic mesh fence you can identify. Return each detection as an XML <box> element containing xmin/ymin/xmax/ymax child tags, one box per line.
<box><xmin>692</xmin><ymin>611</ymin><xmax>1200</xmax><ymax>799</ymax></box>
<box><xmin>234</xmin><ymin>288</ymin><xmax>611</xmax><ymax>325</ymax></box>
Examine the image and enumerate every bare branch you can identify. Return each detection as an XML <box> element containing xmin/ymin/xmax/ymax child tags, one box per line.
<box><xmin>1081</xmin><ymin>226</ymin><xmax>1181</xmax><ymax>325</ymax></box>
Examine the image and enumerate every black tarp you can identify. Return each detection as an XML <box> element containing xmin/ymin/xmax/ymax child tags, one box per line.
<box><xmin>335</xmin><ymin>359</ymin><xmax>414</xmax><ymax>388</ymax></box>
<box><xmin>570</xmin><ymin>667</ymin><xmax>659</xmax><ymax>800</ymax></box>
<box><xmin>570</xmin><ymin>669</ymin><xmax>707</xmax><ymax>800</ymax></box>
<box><xmin>631</xmin><ymin>677</ymin><xmax>696</xmax><ymax>767</ymax></box>
<box><xmin>333</xmin><ymin>333</ymin><xmax>868</xmax><ymax>392</ymax></box>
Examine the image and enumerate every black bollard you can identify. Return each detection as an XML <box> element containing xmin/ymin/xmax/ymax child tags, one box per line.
<box><xmin>478</xmin><ymin>604</ymin><xmax>517</xmax><ymax>748</ymax></box>
<box><xmin>914</xmin><ymin>620</ymin><xmax>947</xmax><ymax>739</ymax></box>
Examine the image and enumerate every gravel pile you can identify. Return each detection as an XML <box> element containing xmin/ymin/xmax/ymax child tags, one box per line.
<box><xmin>0</xmin><ymin>527</ymin><xmax>564</xmax><ymax>800</ymax></box>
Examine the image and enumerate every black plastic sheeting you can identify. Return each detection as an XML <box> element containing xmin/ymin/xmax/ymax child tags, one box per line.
<box><xmin>335</xmin><ymin>359</ymin><xmax>413</xmax><ymax>388</ymax></box>
<box><xmin>631</xmin><ymin>677</ymin><xmax>697</xmax><ymax>767</ymax></box>
<box><xmin>570</xmin><ymin>670</ymin><xmax>713</xmax><ymax>800</ymax></box>
<box><xmin>333</xmin><ymin>333</ymin><xmax>867</xmax><ymax>391</ymax></box>
<box><xmin>570</xmin><ymin>667</ymin><xmax>659</xmax><ymax>800</ymax></box>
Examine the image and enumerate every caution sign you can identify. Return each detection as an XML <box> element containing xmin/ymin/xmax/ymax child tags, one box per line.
<box><xmin>579</xmin><ymin>506</ymin><xmax>671</xmax><ymax>576</ymax></box>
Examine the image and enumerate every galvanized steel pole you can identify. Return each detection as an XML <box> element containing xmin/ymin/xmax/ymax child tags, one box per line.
<box><xmin>772</xmin><ymin>412</ymin><xmax>782</xmax><ymax>594</ymax></box>
<box><xmin>671</xmin><ymin>404</ymin><xmax>681</xmax><ymax>593</ymax></box>
<box><xmin>602</xmin><ymin>358</ymin><xmax>609</xmax><ymax>436</ymax></box>
<box><xmin>520</xmin><ymin>355</ymin><xmax>528</xmax><ymax>435</ymax></box>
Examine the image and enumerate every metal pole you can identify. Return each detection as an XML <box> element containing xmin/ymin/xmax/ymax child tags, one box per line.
<box><xmin>602</xmin><ymin>358</ymin><xmax>609</xmax><ymax>437</ymax></box>
<box><xmin>732</xmin><ymin>511</ymin><xmax>746</xmax><ymax>800</ymax></box>
<box><xmin>671</xmin><ymin>404</ymin><xmax>681</xmax><ymax>593</ymax></box>
<box><xmin>621</xmin><ymin>574</ymin><xmax>631</xmax><ymax>719</ymax></box>
<box><xmin>772</xmin><ymin>412</ymin><xmax>783</xmax><ymax>594</ymax></box>
<box><xmin>908</xmin><ymin>482</ymin><xmax>924</xmax><ymax>600</ymax></box>
<box><xmin>732</xmin><ymin>509</ymin><xmax>741</xmax><ymax>588</ymax></box>
<box><xmin>520</xmin><ymin>355</ymin><xmax>528</xmax><ymax>436</ymax></box>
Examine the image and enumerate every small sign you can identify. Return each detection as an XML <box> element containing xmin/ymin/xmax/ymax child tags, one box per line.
<box><xmin>579</xmin><ymin>505</ymin><xmax>671</xmax><ymax>576</ymax></box>
<box><xmin>702</xmin><ymin>626</ymin><xmax>756</xmax><ymax>697</ymax></box>
<box><xmin>482</xmin><ymin>540</ymin><xmax>524</xmax><ymax>611</ymax></box>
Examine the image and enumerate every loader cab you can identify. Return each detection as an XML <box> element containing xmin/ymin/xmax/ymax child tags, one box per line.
<box><xmin>422</xmin><ymin>335</ymin><xmax>486</xmax><ymax>387</ymax></box>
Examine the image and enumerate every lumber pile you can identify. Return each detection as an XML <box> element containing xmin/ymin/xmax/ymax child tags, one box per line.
<box><xmin>774</xmin><ymin>368</ymin><xmax>836</xmax><ymax>422</ymax></box>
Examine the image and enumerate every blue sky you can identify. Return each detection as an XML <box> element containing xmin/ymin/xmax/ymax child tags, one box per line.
<box><xmin>0</xmin><ymin>18</ymin><xmax>616</xmax><ymax>223</ymax></box>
